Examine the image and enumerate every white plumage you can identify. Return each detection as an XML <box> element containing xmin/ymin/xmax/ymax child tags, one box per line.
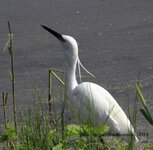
<box><xmin>41</xmin><ymin>25</ymin><xmax>138</xmax><ymax>142</ymax></box>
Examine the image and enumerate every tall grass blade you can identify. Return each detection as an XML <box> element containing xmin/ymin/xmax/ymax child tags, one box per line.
<box><xmin>135</xmin><ymin>84</ymin><xmax>147</xmax><ymax>107</ymax></box>
<box><xmin>135</xmin><ymin>83</ymin><xmax>153</xmax><ymax>125</ymax></box>
<box><xmin>3</xmin><ymin>92</ymin><xmax>8</xmax><ymax>126</ymax></box>
<box><xmin>49</xmin><ymin>68</ymin><xmax>65</xmax><ymax>86</ymax></box>
<box><xmin>140</xmin><ymin>109</ymin><xmax>153</xmax><ymax>125</ymax></box>
<box><xmin>1</xmin><ymin>92</ymin><xmax>8</xmax><ymax>127</ymax></box>
<box><xmin>48</xmin><ymin>69</ymin><xmax>52</xmax><ymax>113</ymax></box>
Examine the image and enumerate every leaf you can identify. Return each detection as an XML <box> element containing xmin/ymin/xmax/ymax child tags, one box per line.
<box><xmin>91</xmin><ymin>125</ymin><xmax>109</xmax><ymax>136</ymax></box>
<box><xmin>135</xmin><ymin>84</ymin><xmax>147</xmax><ymax>107</ymax></box>
<box><xmin>66</xmin><ymin>124</ymin><xmax>81</xmax><ymax>136</ymax></box>
<box><xmin>47</xmin><ymin>129</ymin><xmax>55</xmax><ymax>139</ymax></box>
<box><xmin>2</xmin><ymin>38</ymin><xmax>10</xmax><ymax>52</ymax></box>
<box><xmin>66</xmin><ymin>124</ymin><xmax>109</xmax><ymax>137</ymax></box>
<box><xmin>52</xmin><ymin>143</ymin><xmax>63</xmax><ymax>150</ymax></box>
<box><xmin>5</xmin><ymin>124</ymin><xmax>18</xmax><ymax>139</ymax></box>
<box><xmin>81</xmin><ymin>125</ymin><xmax>109</xmax><ymax>136</ymax></box>
<box><xmin>50</xmin><ymin>70</ymin><xmax>65</xmax><ymax>86</ymax></box>
<box><xmin>140</xmin><ymin>109</ymin><xmax>153</xmax><ymax>125</ymax></box>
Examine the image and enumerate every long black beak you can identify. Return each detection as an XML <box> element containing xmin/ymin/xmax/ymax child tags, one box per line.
<box><xmin>41</xmin><ymin>25</ymin><xmax>65</xmax><ymax>42</ymax></box>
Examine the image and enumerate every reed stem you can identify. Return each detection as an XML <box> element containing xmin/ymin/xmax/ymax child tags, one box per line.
<box><xmin>8</xmin><ymin>21</ymin><xmax>17</xmax><ymax>130</ymax></box>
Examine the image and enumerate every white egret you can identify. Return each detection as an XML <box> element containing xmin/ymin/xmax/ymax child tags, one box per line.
<box><xmin>41</xmin><ymin>25</ymin><xmax>138</xmax><ymax>142</ymax></box>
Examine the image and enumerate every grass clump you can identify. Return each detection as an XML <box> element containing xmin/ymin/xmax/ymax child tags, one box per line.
<box><xmin>0</xmin><ymin>97</ymin><xmax>110</xmax><ymax>149</ymax></box>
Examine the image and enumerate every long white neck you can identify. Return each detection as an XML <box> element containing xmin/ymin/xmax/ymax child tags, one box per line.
<box><xmin>65</xmin><ymin>60</ymin><xmax>78</xmax><ymax>97</ymax></box>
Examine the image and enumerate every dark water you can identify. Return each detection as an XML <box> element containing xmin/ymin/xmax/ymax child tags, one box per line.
<box><xmin>0</xmin><ymin>0</ymin><xmax>153</xmax><ymax>142</ymax></box>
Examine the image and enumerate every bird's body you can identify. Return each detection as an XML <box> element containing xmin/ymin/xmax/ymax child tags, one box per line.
<box><xmin>72</xmin><ymin>82</ymin><xmax>132</xmax><ymax>134</ymax></box>
<box><xmin>41</xmin><ymin>25</ymin><xmax>138</xmax><ymax>142</ymax></box>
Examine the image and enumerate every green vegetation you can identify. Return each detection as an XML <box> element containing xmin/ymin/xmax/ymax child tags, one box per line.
<box><xmin>0</xmin><ymin>22</ymin><xmax>153</xmax><ymax>149</ymax></box>
<box><xmin>135</xmin><ymin>83</ymin><xmax>153</xmax><ymax>125</ymax></box>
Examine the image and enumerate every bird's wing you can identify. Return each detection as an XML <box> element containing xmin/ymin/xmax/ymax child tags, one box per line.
<box><xmin>72</xmin><ymin>82</ymin><xmax>134</xmax><ymax>134</ymax></box>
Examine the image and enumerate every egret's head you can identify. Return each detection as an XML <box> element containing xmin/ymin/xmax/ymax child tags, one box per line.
<box><xmin>61</xmin><ymin>35</ymin><xmax>78</xmax><ymax>62</ymax></box>
<box><xmin>41</xmin><ymin>25</ymin><xmax>78</xmax><ymax>65</ymax></box>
